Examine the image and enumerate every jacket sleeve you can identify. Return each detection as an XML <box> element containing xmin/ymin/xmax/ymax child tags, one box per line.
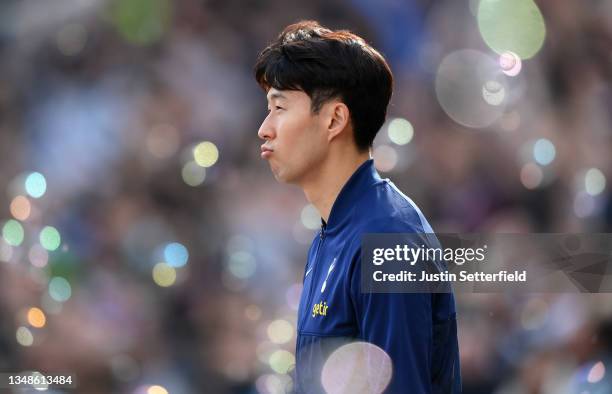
<box><xmin>349</xmin><ymin>247</ymin><xmax>462</xmax><ymax>394</ymax></box>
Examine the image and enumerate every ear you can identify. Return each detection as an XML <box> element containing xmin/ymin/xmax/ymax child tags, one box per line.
<box><xmin>324</xmin><ymin>101</ymin><xmax>350</xmax><ymax>142</ymax></box>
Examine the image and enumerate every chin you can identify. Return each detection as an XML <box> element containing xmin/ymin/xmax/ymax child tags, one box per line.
<box><xmin>270</xmin><ymin>165</ymin><xmax>287</xmax><ymax>183</ymax></box>
<box><xmin>272</xmin><ymin>167</ymin><xmax>299</xmax><ymax>184</ymax></box>
<box><xmin>273</xmin><ymin>171</ymin><xmax>294</xmax><ymax>184</ymax></box>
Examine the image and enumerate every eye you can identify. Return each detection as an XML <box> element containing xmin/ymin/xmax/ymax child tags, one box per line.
<box><xmin>266</xmin><ymin>106</ymin><xmax>284</xmax><ymax>114</ymax></box>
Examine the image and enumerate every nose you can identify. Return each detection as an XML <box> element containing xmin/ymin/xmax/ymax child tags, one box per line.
<box><xmin>258</xmin><ymin>115</ymin><xmax>276</xmax><ymax>141</ymax></box>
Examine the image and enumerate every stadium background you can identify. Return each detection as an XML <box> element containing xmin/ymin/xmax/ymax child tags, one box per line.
<box><xmin>0</xmin><ymin>0</ymin><xmax>611</xmax><ymax>393</ymax></box>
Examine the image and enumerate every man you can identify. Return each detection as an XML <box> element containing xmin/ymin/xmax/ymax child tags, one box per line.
<box><xmin>254</xmin><ymin>20</ymin><xmax>461</xmax><ymax>393</ymax></box>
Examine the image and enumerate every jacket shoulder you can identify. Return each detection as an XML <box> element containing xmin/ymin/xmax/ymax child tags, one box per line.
<box><xmin>355</xmin><ymin>181</ymin><xmax>433</xmax><ymax>234</ymax></box>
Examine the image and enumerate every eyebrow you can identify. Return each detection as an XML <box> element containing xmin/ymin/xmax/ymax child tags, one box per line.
<box><xmin>267</xmin><ymin>92</ymin><xmax>287</xmax><ymax>101</ymax></box>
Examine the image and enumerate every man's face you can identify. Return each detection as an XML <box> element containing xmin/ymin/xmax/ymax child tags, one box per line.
<box><xmin>258</xmin><ymin>88</ymin><xmax>328</xmax><ymax>184</ymax></box>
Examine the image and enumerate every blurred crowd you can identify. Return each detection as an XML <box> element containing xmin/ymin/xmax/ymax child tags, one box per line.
<box><xmin>0</xmin><ymin>0</ymin><xmax>611</xmax><ymax>393</ymax></box>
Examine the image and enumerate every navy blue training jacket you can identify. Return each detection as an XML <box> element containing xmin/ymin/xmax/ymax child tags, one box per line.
<box><xmin>294</xmin><ymin>159</ymin><xmax>461</xmax><ymax>394</ymax></box>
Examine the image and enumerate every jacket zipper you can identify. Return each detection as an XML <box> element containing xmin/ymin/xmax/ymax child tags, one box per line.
<box><xmin>299</xmin><ymin>223</ymin><xmax>326</xmax><ymax>329</ymax></box>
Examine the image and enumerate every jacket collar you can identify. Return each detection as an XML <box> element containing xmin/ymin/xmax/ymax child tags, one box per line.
<box><xmin>322</xmin><ymin>159</ymin><xmax>383</xmax><ymax>233</ymax></box>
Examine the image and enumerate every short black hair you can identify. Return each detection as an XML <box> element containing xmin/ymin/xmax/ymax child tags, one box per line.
<box><xmin>254</xmin><ymin>20</ymin><xmax>393</xmax><ymax>152</ymax></box>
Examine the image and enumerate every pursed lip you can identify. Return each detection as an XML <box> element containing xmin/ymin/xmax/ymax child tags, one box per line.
<box><xmin>260</xmin><ymin>145</ymin><xmax>274</xmax><ymax>158</ymax></box>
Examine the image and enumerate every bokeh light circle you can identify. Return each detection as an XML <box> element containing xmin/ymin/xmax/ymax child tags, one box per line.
<box><xmin>10</xmin><ymin>196</ymin><xmax>31</xmax><ymax>221</ymax></box>
<box><xmin>435</xmin><ymin>50</ymin><xmax>507</xmax><ymax>128</ymax></box>
<box><xmin>152</xmin><ymin>262</ymin><xmax>177</xmax><ymax>287</ymax></box>
<box><xmin>193</xmin><ymin>141</ymin><xmax>219</xmax><ymax>168</ymax></box>
<box><xmin>256</xmin><ymin>373</ymin><xmax>291</xmax><ymax>394</ymax></box>
<box><xmin>268</xmin><ymin>350</ymin><xmax>295</xmax><ymax>374</ymax></box>
<box><xmin>2</xmin><ymin>220</ymin><xmax>24</xmax><ymax>246</ymax></box>
<box><xmin>49</xmin><ymin>277</ymin><xmax>72</xmax><ymax>302</ymax></box>
<box><xmin>481</xmin><ymin>80</ymin><xmax>506</xmax><ymax>106</ymax></box>
<box><xmin>301</xmin><ymin>204</ymin><xmax>320</xmax><ymax>230</ymax></box>
<box><xmin>25</xmin><ymin>172</ymin><xmax>47</xmax><ymax>198</ymax></box>
<box><xmin>182</xmin><ymin>161</ymin><xmax>206</xmax><ymax>186</ymax></box>
<box><xmin>373</xmin><ymin>145</ymin><xmax>398</xmax><ymax>172</ymax></box>
<box><xmin>321</xmin><ymin>342</ymin><xmax>392</xmax><ymax>394</ymax></box>
<box><xmin>16</xmin><ymin>326</ymin><xmax>34</xmax><ymax>347</ymax></box>
<box><xmin>227</xmin><ymin>251</ymin><xmax>256</xmax><ymax>279</ymax></box>
<box><xmin>267</xmin><ymin>319</ymin><xmax>294</xmax><ymax>344</ymax></box>
<box><xmin>164</xmin><ymin>242</ymin><xmax>189</xmax><ymax>267</ymax></box>
<box><xmin>477</xmin><ymin>0</ymin><xmax>546</xmax><ymax>59</ymax></box>
<box><xmin>147</xmin><ymin>385</ymin><xmax>169</xmax><ymax>394</ymax></box>
<box><xmin>40</xmin><ymin>226</ymin><xmax>61</xmax><ymax>251</ymax></box>
<box><xmin>499</xmin><ymin>51</ymin><xmax>522</xmax><ymax>76</ymax></box>
<box><xmin>27</xmin><ymin>307</ymin><xmax>47</xmax><ymax>328</ymax></box>
<box><xmin>520</xmin><ymin>163</ymin><xmax>543</xmax><ymax>189</ymax></box>
<box><xmin>0</xmin><ymin>241</ymin><xmax>13</xmax><ymax>263</ymax></box>
<box><xmin>585</xmin><ymin>168</ymin><xmax>606</xmax><ymax>196</ymax></box>
<box><xmin>574</xmin><ymin>191</ymin><xmax>596</xmax><ymax>218</ymax></box>
<box><xmin>29</xmin><ymin>244</ymin><xmax>49</xmax><ymax>268</ymax></box>
<box><xmin>387</xmin><ymin>118</ymin><xmax>414</xmax><ymax>145</ymax></box>
<box><xmin>533</xmin><ymin>138</ymin><xmax>556</xmax><ymax>166</ymax></box>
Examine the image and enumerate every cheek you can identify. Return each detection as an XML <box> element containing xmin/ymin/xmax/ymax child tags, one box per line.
<box><xmin>277</xmin><ymin>111</ymin><xmax>325</xmax><ymax>160</ymax></box>
<box><xmin>276</xmin><ymin>118</ymin><xmax>303</xmax><ymax>149</ymax></box>
<box><xmin>291</xmin><ymin>130</ymin><xmax>320</xmax><ymax>160</ymax></box>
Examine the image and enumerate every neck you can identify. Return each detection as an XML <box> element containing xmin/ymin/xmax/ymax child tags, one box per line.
<box><xmin>300</xmin><ymin>148</ymin><xmax>371</xmax><ymax>223</ymax></box>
